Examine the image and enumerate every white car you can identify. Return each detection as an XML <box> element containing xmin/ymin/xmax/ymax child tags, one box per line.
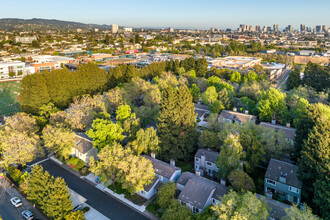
<box><xmin>10</xmin><ymin>197</ymin><xmax>22</xmax><ymax>207</ymax></box>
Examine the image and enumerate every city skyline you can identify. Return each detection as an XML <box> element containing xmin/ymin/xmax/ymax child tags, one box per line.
<box><xmin>1</xmin><ymin>0</ymin><xmax>329</xmax><ymax>29</ymax></box>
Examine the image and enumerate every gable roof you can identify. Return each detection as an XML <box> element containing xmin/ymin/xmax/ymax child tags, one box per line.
<box><xmin>259</xmin><ymin>122</ymin><xmax>296</xmax><ymax>140</ymax></box>
<box><xmin>75</xmin><ymin>132</ymin><xmax>93</xmax><ymax>154</ymax></box>
<box><xmin>142</xmin><ymin>155</ymin><xmax>181</xmax><ymax>179</ymax></box>
<box><xmin>177</xmin><ymin>172</ymin><xmax>196</xmax><ymax>186</ymax></box>
<box><xmin>257</xmin><ymin>194</ymin><xmax>290</xmax><ymax>220</ymax></box>
<box><xmin>265</xmin><ymin>159</ymin><xmax>302</xmax><ymax>189</ymax></box>
<box><xmin>195</xmin><ymin>149</ymin><xmax>219</xmax><ymax>164</ymax></box>
<box><xmin>219</xmin><ymin>110</ymin><xmax>257</xmax><ymax>123</ymax></box>
<box><xmin>178</xmin><ymin>172</ymin><xmax>229</xmax><ymax>209</ymax></box>
<box><xmin>194</xmin><ymin>103</ymin><xmax>209</xmax><ymax>111</ymax></box>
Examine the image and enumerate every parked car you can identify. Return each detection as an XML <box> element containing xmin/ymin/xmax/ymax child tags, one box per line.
<box><xmin>95</xmin><ymin>176</ymin><xmax>101</xmax><ymax>184</ymax></box>
<box><xmin>21</xmin><ymin>210</ymin><xmax>34</xmax><ymax>220</ymax></box>
<box><xmin>10</xmin><ymin>197</ymin><xmax>22</xmax><ymax>207</ymax></box>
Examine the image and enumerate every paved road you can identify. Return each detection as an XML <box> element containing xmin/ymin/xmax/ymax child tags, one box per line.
<box><xmin>40</xmin><ymin>160</ymin><xmax>149</xmax><ymax>220</ymax></box>
<box><xmin>0</xmin><ymin>184</ymin><xmax>22</xmax><ymax>220</ymax></box>
<box><xmin>276</xmin><ymin>66</ymin><xmax>292</xmax><ymax>89</ymax></box>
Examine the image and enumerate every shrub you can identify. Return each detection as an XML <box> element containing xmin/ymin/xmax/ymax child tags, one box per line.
<box><xmin>82</xmin><ymin>206</ymin><xmax>90</xmax><ymax>213</ymax></box>
<box><xmin>69</xmin><ymin>157</ymin><xmax>80</xmax><ymax>166</ymax></box>
<box><xmin>7</xmin><ymin>166</ymin><xmax>22</xmax><ymax>182</ymax></box>
<box><xmin>76</xmin><ymin>160</ymin><xmax>85</xmax><ymax>170</ymax></box>
<box><xmin>80</xmin><ymin>167</ymin><xmax>89</xmax><ymax>176</ymax></box>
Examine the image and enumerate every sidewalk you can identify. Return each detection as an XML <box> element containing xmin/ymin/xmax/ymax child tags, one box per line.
<box><xmin>0</xmin><ymin>177</ymin><xmax>47</xmax><ymax>220</ymax></box>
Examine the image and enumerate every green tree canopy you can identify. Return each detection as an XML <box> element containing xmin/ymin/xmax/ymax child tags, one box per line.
<box><xmin>257</xmin><ymin>88</ymin><xmax>287</xmax><ymax>121</ymax></box>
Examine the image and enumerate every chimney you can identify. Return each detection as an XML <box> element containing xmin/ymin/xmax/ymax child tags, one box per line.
<box><xmin>170</xmin><ymin>159</ymin><xmax>175</xmax><ymax>167</ymax></box>
<box><xmin>151</xmin><ymin>152</ymin><xmax>156</xmax><ymax>159</ymax></box>
<box><xmin>286</xmin><ymin>123</ymin><xmax>290</xmax><ymax>127</ymax></box>
<box><xmin>271</xmin><ymin>119</ymin><xmax>276</xmax><ymax>124</ymax></box>
<box><xmin>279</xmin><ymin>172</ymin><xmax>287</xmax><ymax>184</ymax></box>
<box><xmin>245</xmin><ymin>110</ymin><xmax>249</xmax><ymax>115</ymax></box>
<box><xmin>233</xmin><ymin>107</ymin><xmax>237</xmax><ymax>112</ymax></box>
<box><xmin>195</xmin><ymin>170</ymin><xmax>201</xmax><ymax>177</ymax></box>
<box><xmin>220</xmin><ymin>178</ymin><xmax>226</xmax><ymax>186</ymax></box>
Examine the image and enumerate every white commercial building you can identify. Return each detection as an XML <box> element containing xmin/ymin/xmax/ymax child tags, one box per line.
<box><xmin>0</xmin><ymin>61</ymin><xmax>35</xmax><ymax>79</ymax></box>
<box><xmin>15</xmin><ymin>36</ymin><xmax>37</xmax><ymax>44</ymax></box>
<box><xmin>112</xmin><ymin>24</ymin><xmax>119</xmax><ymax>34</ymax></box>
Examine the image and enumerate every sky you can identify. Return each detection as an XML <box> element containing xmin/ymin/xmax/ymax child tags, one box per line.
<box><xmin>1</xmin><ymin>0</ymin><xmax>329</xmax><ymax>29</ymax></box>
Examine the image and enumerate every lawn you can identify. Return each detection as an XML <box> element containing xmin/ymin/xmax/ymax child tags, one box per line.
<box><xmin>107</xmin><ymin>182</ymin><xmax>147</xmax><ymax>205</ymax></box>
<box><xmin>0</xmin><ymin>81</ymin><xmax>21</xmax><ymax>116</ymax></box>
<box><xmin>146</xmin><ymin>198</ymin><xmax>162</xmax><ymax>217</ymax></box>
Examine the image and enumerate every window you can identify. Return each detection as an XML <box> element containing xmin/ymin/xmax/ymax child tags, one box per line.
<box><xmin>206</xmin><ymin>161</ymin><xmax>212</xmax><ymax>166</ymax></box>
<box><xmin>141</xmin><ymin>191</ymin><xmax>146</xmax><ymax>195</ymax></box>
<box><xmin>289</xmin><ymin>186</ymin><xmax>299</xmax><ymax>194</ymax></box>
<box><xmin>195</xmin><ymin>165</ymin><xmax>199</xmax><ymax>170</ymax></box>
<box><xmin>195</xmin><ymin>157</ymin><xmax>200</xmax><ymax>162</ymax></box>
<box><xmin>267</xmin><ymin>179</ymin><xmax>276</xmax><ymax>186</ymax></box>
<box><xmin>192</xmin><ymin>206</ymin><xmax>199</xmax><ymax>214</ymax></box>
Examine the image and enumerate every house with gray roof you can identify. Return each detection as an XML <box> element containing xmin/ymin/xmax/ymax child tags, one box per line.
<box><xmin>177</xmin><ymin>171</ymin><xmax>229</xmax><ymax>214</ymax></box>
<box><xmin>138</xmin><ymin>153</ymin><xmax>181</xmax><ymax>199</ymax></box>
<box><xmin>218</xmin><ymin>109</ymin><xmax>257</xmax><ymax>125</ymax></box>
<box><xmin>256</xmin><ymin>194</ymin><xmax>291</xmax><ymax>220</ymax></box>
<box><xmin>194</xmin><ymin>149</ymin><xmax>219</xmax><ymax>178</ymax></box>
<box><xmin>194</xmin><ymin>103</ymin><xmax>210</xmax><ymax>127</ymax></box>
<box><xmin>71</xmin><ymin>132</ymin><xmax>98</xmax><ymax>165</ymax></box>
<box><xmin>259</xmin><ymin>122</ymin><xmax>296</xmax><ymax>146</ymax></box>
<box><xmin>265</xmin><ymin>159</ymin><xmax>302</xmax><ymax>205</ymax></box>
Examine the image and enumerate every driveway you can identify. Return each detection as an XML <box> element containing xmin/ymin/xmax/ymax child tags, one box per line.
<box><xmin>39</xmin><ymin>160</ymin><xmax>149</xmax><ymax>220</ymax></box>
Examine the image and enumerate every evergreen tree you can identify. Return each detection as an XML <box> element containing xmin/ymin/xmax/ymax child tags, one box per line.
<box><xmin>20</xmin><ymin>73</ymin><xmax>50</xmax><ymax>114</ymax></box>
<box><xmin>196</xmin><ymin>58</ymin><xmax>208</xmax><ymax>77</ymax></box>
<box><xmin>298</xmin><ymin>116</ymin><xmax>329</xmax><ymax>218</ymax></box>
<box><xmin>287</xmin><ymin>67</ymin><xmax>301</xmax><ymax>90</ymax></box>
<box><xmin>157</xmin><ymin>85</ymin><xmax>197</xmax><ymax>161</ymax></box>
<box><xmin>302</xmin><ymin>62</ymin><xmax>330</xmax><ymax>92</ymax></box>
<box><xmin>43</xmin><ymin>177</ymin><xmax>73</xmax><ymax>220</ymax></box>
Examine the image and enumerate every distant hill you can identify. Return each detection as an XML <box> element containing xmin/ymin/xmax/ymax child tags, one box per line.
<box><xmin>0</xmin><ymin>18</ymin><xmax>113</xmax><ymax>31</ymax></box>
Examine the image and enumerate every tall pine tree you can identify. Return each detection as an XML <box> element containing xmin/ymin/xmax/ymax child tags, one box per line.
<box><xmin>157</xmin><ymin>85</ymin><xmax>197</xmax><ymax>161</ymax></box>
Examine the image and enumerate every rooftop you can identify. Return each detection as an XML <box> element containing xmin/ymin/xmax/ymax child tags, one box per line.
<box><xmin>142</xmin><ymin>155</ymin><xmax>181</xmax><ymax>179</ymax></box>
<box><xmin>195</xmin><ymin>148</ymin><xmax>219</xmax><ymax>164</ymax></box>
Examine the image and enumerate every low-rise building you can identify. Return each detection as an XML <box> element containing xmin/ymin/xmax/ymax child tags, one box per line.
<box><xmin>264</xmin><ymin>159</ymin><xmax>302</xmax><ymax>205</ymax></box>
<box><xmin>71</xmin><ymin>132</ymin><xmax>98</xmax><ymax>165</ymax></box>
<box><xmin>177</xmin><ymin>172</ymin><xmax>229</xmax><ymax>214</ymax></box>
<box><xmin>259</xmin><ymin>122</ymin><xmax>296</xmax><ymax>146</ymax></box>
<box><xmin>208</xmin><ymin>56</ymin><xmax>262</xmax><ymax>69</ymax></box>
<box><xmin>137</xmin><ymin>154</ymin><xmax>181</xmax><ymax>199</ymax></box>
<box><xmin>194</xmin><ymin>103</ymin><xmax>210</xmax><ymax>127</ymax></box>
<box><xmin>0</xmin><ymin>61</ymin><xmax>35</xmax><ymax>78</ymax></box>
<box><xmin>218</xmin><ymin>108</ymin><xmax>257</xmax><ymax>125</ymax></box>
<box><xmin>194</xmin><ymin>149</ymin><xmax>219</xmax><ymax>178</ymax></box>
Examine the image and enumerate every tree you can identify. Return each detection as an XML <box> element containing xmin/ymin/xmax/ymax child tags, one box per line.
<box><xmin>282</xmin><ymin>205</ymin><xmax>319</xmax><ymax>220</ymax></box>
<box><xmin>20</xmin><ymin>73</ymin><xmax>50</xmax><ymax>114</ymax></box>
<box><xmin>216</xmin><ymin>134</ymin><xmax>245</xmax><ymax>178</ymax></box>
<box><xmin>228</xmin><ymin>170</ymin><xmax>255</xmax><ymax>192</ymax></box>
<box><xmin>243</xmin><ymin>71</ymin><xmax>258</xmax><ymax>84</ymax></box>
<box><xmin>212</xmin><ymin>190</ymin><xmax>269</xmax><ymax>220</ymax></box>
<box><xmin>86</xmin><ymin>119</ymin><xmax>124</xmax><ymax>150</ymax></box>
<box><xmin>198</xmin><ymin>130</ymin><xmax>221</xmax><ymax>150</ymax></box>
<box><xmin>89</xmin><ymin>144</ymin><xmax>155</xmax><ymax>194</ymax></box>
<box><xmin>190</xmin><ymin>84</ymin><xmax>200</xmax><ymax>103</ymax></box>
<box><xmin>229</xmin><ymin>71</ymin><xmax>241</xmax><ymax>83</ymax></box>
<box><xmin>298</xmin><ymin>116</ymin><xmax>329</xmax><ymax>217</ymax></box>
<box><xmin>196</xmin><ymin>58</ymin><xmax>208</xmax><ymax>77</ymax></box>
<box><xmin>43</xmin><ymin>177</ymin><xmax>73</xmax><ymax>220</ymax></box>
<box><xmin>42</xmin><ymin>124</ymin><xmax>76</xmax><ymax>159</ymax></box>
<box><xmin>287</xmin><ymin>67</ymin><xmax>301</xmax><ymax>90</ymax></box>
<box><xmin>257</xmin><ymin>88</ymin><xmax>287</xmax><ymax>121</ymax></box>
<box><xmin>4</xmin><ymin>112</ymin><xmax>39</xmax><ymax>135</ymax></box>
<box><xmin>157</xmin><ymin>85</ymin><xmax>198</xmax><ymax>161</ymax></box>
<box><xmin>210</xmin><ymin>100</ymin><xmax>224</xmax><ymax>114</ymax></box>
<box><xmin>202</xmin><ymin>86</ymin><xmax>218</xmax><ymax>105</ymax></box>
<box><xmin>302</xmin><ymin>62</ymin><xmax>330</xmax><ymax>92</ymax></box>
<box><xmin>130</xmin><ymin>127</ymin><xmax>159</xmax><ymax>155</ymax></box>
<box><xmin>65</xmin><ymin>211</ymin><xmax>85</xmax><ymax>220</ymax></box>
<box><xmin>0</xmin><ymin>129</ymin><xmax>41</xmax><ymax>167</ymax></box>
<box><xmin>8</xmin><ymin>71</ymin><xmax>15</xmax><ymax>77</ymax></box>
<box><xmin>123</xmin><ymin>113</ymin><xmax>141</xmax><ymax>141</ymax></box>
<box><xmin>157</xmin><ymin>182</ymin><xmax>176</xmax><ymax>209</ymax></box>
<box><xmin>31</xmin><ymin>40</ymin><xmax>40</xmax><ymax>48</ymax></box>
<box><xmin>162</xmin><ymin>200</ymin><xmax>193</xmax><ymax>220</ymax></box>
<box><xmin>116</xmin><ymin>104</ymin><xmax>132</xmax><ymax>126</ymax></box>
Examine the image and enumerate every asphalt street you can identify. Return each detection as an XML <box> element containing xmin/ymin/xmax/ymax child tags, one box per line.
<box><xmin>0</xmin><ymin>185</ymin><xmax>22</xmax><ymax>220</ymax></box>
<box><xmin>40</xmin><ymin>159</ymin><xmax>149</xmax><ymax>220</ymax></box>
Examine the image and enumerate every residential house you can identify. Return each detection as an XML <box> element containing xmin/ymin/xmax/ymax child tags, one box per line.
<box><xmin>218</xmin><ymin>108</ymin><xmax>257</xmax><ymax>125</ymax></box>
<box><xmin>259</xmin><ymin>122</ymin><xmax>296</xmax><ymax>146</ymax></box>
<box><xmin>71</xmin><ymin>132</ymin><xmax>98</xmax><ymax>165</ymax></box>
<box><xmin>265</xmin><ymin>159</ymin><xmax>302</xmax><ymax>204</ymax></box>
<box><xmin>194</xmin><ymin>103</ymin><xmax>210</xmax><ymax>127</ymax></box>
<box><xmin>256</xmin><ymin>194</ymin><xmax>291</xmax><ymax>220</ymax></box>
<box><xmin>194</xmin><ymin>149</ymin><xmax>219</xmax><ymax>178</ymax></box>
<box><xmin>137</xmin><ymin>154</ymin><xmax>181</xmax><ymax>199</ymax></box>
<box><xmin>177</xmin><ymin>171</ymin><xmax>229</xmax><ymax>214</ymax></box>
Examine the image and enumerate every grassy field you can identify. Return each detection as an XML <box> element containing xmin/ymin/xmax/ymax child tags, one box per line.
<box><xmin>0</xmin><ymin>81</ymin><xmax>21</xmax><ymax>116</ymax></box>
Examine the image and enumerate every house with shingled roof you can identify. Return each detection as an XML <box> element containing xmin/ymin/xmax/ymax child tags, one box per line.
<box><xmin>265</xmin><ymin>159</ymin><xmax>302</xmax><ymax>205</ymax></box>
<box><xmin>71</xmin><ymin>132</ymin><xmax>98</xmax><ymax>164</ymax></box>
<box><xmin>218</xmin><ymin>108</ymin><xmax>257</xmax><ymax>125</ymax></box>
<box><xmin>194</xmin><ymin>148</ymin><xmax>219</xmax><ymax>178</ymax></box>
<box><xmin>137</xmin><ymin>153</ymin><xmax>181</xmax><ymax>199</ymax></box>
<box><xmin>177</xmin><ymin>171</ymin><xmax>229</xmax><ymax>214</ymax></box>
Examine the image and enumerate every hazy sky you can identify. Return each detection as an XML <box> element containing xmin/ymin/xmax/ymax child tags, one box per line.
<box><xmin>1</xmin><ymin>0</ymin><xmax>329</xmax><ymax>29</ymax></box>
